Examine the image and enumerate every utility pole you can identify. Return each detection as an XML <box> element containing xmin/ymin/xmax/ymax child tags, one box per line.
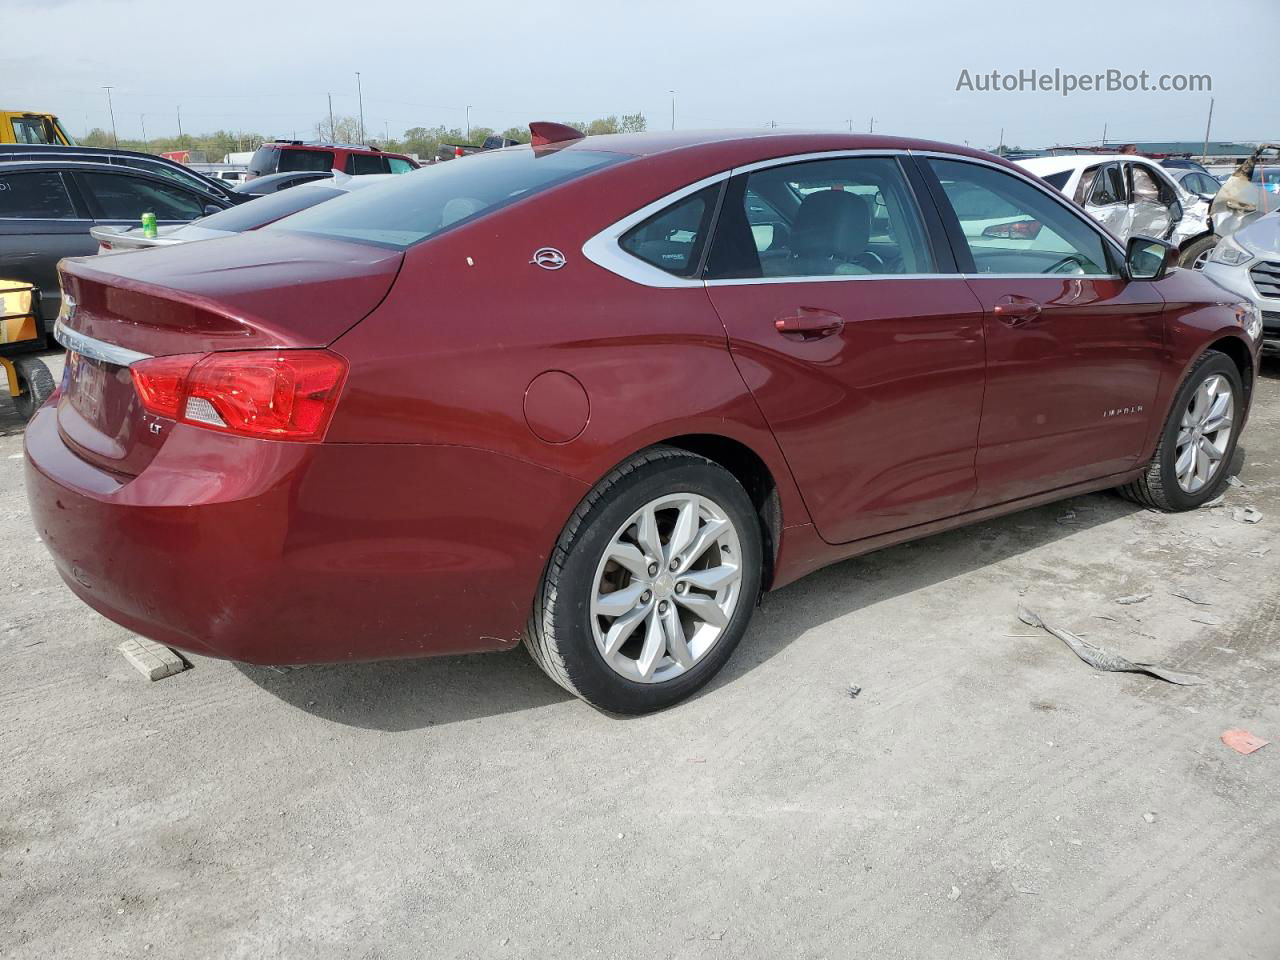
<box><xmin>998</xmin><ymin>127</ymin><xmax>1004</xmax><ymax>156</ymax></box>
<box><xmin>327</xmin><ymin>94</ymin><xmax>335</xmax><ymax>142</ymax></box>
<box><xmin>176</xmin><ymin>105</ymin><xmax>182</xmax><ymax>139</ymax></box>
<box><xmin>103</xmin><ymin>85</ymin><xmax>117</xmax><ymax>146</ymax></box>
<box><xmin>1200</xmin><ymin>97</ymin><xmax>1215</xmax><ymax>163</ymax></box>
<box><xmin>670</xmin><ymin>90</ymin><xmax>676</xmax><ymax>130</ymax></box>
<box><xmin>140</xmin><ymin>114</ymin><xmax>147</xmax><ymax>148</ymax></box>
<box><xmin>869</xmin><ymin>116</ymin><xmax>875</xmax><ymax>134</ymax></box>
<box><xmin>355</xmin><ymin>72</ymin><xmax>365</xmax><ymax>144</ymax></box>
<box><xmin>384</xmin><ymin>119</ymin><xmax>390</xmax><ymax>143</ymax></box>
<box><xmin>1101</xmin><ymin>122</ymin><xmax>1108</xmax><ymax>147</ymax></box>
<box><xmin>847</xmin><ymin>119</ymin><xmax>853</xmax><ymax>132</ymax></box>
<box><xmin>466</xmin><ymin>105</ymin><xmax>472</xmax><ymax>139</ymax></box>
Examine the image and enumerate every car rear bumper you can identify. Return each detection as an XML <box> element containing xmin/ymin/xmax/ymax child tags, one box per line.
<box><xmin>24</xmin><ymin>407</ymin><xmax>587</xmax><ymax>664</ymax></box>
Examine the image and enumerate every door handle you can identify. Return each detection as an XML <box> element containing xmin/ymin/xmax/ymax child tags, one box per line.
<box><xmin>992</xmin><ymin>295</ymin><xmax>1042</xmax><ymax>326</ymax></box>
<box><xmin>774</xmin><ymin>307</ymin><xmax>845</xmax><ymax>339</ymax></box>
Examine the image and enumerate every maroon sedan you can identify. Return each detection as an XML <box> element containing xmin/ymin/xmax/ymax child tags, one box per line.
<box><xmin>26</xmin><ymin>125</ymin><xmax>1262</xmax><ymax>713</ymax></box>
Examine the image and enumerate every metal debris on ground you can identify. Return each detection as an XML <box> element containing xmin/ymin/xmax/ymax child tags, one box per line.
<box><xmin>848</xmin><ymin>684</ymin><xmax>862</xmax><ymax>700</ymax></box>
<box><xmin>1221</xmin><ymin>729</ymin><xmax>1270</xmax><ymax>755</ymax></box>
<box><xmin>1115</xmin><ymin>593</ymin><xmax>1151</xmax><ymax>605</ymax></box>
<box><xmin>1170</xmin><ymin>590</ymin><xmax>1213</xmax><ymax>606</ymax></box>
<box><xmin>1017</xmin><ymin>607</ymin><xmax>1207</xmax><ymax>686</ymax></box>
<box><xmin>117</xmin><ymin>636</ymin><xmax>188</xmax><ymax>681</ymax></box>
<box><xmin>1142</xmin><ymin>812</ymin><xmax>1157</xmax><ymax>824</ymax></box>
<box><xmin>1232</xmin><ymin>506</ymin><xmax>1263</xmax><ymax>524</ymax></box>
<box><xmin>1056</xmin><ymin>510</ymin><xmax>1077</xmax><ymax>524</ymax></box>
<box><xmin>948</xmin><ymin>885</ymin><xmax>961</xmax><ymax>901</ymax></box>
<box><xmin>1202</xmin><ymin>495</ymin><xmax>1227</xmax><ymax>509</ymax></box>
<box><xmin>1227</xmin><ymin>475</ymin><xmax>1245</xmax><ymax>488</ymax></box>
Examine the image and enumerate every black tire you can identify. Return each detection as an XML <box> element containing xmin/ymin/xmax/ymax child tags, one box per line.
<box><xmin>1178</xmin><ymin>234</ymin><xmax>1217</xmax><ymax>270</ymax></box>
<box><xmin>12</xmin><ymin>356</ymin><xmax>55</xmax><ymax>422</ymax></box>
<box><xmin>526</xmin><ymin>446</ymin><xmax>763</xmax><ymax>714</ymax></box>
<box><xmin>1119</xmin><ymin>351</ymin><xmax>1243</xmax><ymax>511</ymax></box>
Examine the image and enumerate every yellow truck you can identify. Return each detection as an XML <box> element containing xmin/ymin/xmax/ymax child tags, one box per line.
<box><xmin>1</xmin><ymin>110</ymin><xmax>74</xmax><ymax>145</ymax></box>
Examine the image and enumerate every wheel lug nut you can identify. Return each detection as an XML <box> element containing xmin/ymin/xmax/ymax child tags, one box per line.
<box><xmin>658</xmin><ymin>601</ymin><xmax>669</xmax><ymax>613</ymax></box>
<box><xmin>669</xmin><ymin>558</ymin><xmax>680</xmax><ymax>571</ymax></box>
<box><xmin>676</xmin><ymin>582</ymin><xmax>686</xmax><ymax>594</ymax></box>
<box><xmin>641</xmin><ymin>590</ymin><xmax>651</xmax><ymax>603</ymax></box>
<box><xmin>647</xmin><ymin>562</ymin><xmax>658</xmax><ymax>576</ymax></box>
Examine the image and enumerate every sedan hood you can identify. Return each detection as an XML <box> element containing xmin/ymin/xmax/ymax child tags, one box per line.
<box><xmin>1233</xmin><ymin>210</ymin><xmax>1280</xmax><ymax>258</ymax></box>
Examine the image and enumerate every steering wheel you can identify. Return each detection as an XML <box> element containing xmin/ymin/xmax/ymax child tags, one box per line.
<box><xmin>850</xmin><ymin>250</ymin><xmax>885</xmax><ymax>271</ymax></box>
<box><xmin>1045</xmin><ymin>254</ymin><xmax>1088</xmax><ymax>275</ymax></box>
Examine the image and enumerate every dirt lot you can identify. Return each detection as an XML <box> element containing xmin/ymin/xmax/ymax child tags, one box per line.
<box><xmin>2</xmin><ymin>351</ymin><xmax>1277</xmax><ymax>960</ymax></box>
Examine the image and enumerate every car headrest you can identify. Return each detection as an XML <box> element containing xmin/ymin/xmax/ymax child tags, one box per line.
<box><xmin>791</xmin><ymin>190</ymin><xmax>871</xmax><ymax>261</ymax></box>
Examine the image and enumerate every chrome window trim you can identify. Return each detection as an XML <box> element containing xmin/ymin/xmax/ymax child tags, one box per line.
<box><xmin>54</xmin><ymin>320</ymin><xmax>152</xmax><ymax>366</ymax></box>
<box><xmin>583</xmin><ymin>147</ymin><xmax>1129</xmax><ymax>289</ymax></box>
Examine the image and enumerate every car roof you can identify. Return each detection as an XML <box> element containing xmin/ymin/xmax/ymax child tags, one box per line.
<box><xmin>1018</xmin><ymin>153</ymin><xmax>1162</xmax><ymax>175</ymax></box>
<box><xmin>527</xmin><ymin>129</ymin><xmax>1005</xmax><ymax>168</ymax></box>
<box><xmin>0</xmin><ymin>159</ymin><xmax>221</xmax><ymax>190</ymax></box>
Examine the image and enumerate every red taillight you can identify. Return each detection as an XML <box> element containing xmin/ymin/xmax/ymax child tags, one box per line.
<box><xmin>981</xmin><ymin>219</ymin><xmax>1043</xmax><ymax>240</ymax></box>
<box><xmin>130</xmin><ymin>354</ymin><xmax>202</xmax><ymax>419</ymax></box>
<box><xmin>130</xmin><ymin>350</ymin><xmax>347</xmax><ymax>442</ymax></box>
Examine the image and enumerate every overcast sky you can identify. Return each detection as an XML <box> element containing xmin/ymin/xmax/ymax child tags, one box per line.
<box><xmin>6</xmin><ymin>0</ymin><xmax>1275</xmax><ymax>148</ymax></box>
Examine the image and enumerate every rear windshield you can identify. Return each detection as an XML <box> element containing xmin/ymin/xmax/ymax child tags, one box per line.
<box><xmin>266</xmin><ymin>147</ymin><xmax>624</xmax><ymax>249</ymax></box>
<box><xmin>194</xmin><ymin>185</ymin><xmax>343</xmax><ymax>233</ymax></box>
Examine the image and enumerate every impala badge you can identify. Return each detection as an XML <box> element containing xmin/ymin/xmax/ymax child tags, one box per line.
<box><xmin>530</xmin><ymin>247</ymin><xmax>567</xmax><ymax>270</ymax></box>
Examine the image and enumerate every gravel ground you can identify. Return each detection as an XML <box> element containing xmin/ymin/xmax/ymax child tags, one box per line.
<box><xmin>2</xmin><ymin>351</ymin><xmax>1278</xmax><ymax>960</ymax></box>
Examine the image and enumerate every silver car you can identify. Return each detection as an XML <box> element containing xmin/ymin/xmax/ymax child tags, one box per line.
<box><xmin>1200</xmin><ymin>210</ymin><xmax>1280</xmax><ymax>355</ymax></box>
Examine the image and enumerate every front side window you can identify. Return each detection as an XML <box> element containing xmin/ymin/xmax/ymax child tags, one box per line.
<box><xmin>79</xmin><ymin>172</ymin><xmax>205</xmax><ymax>221</ymax></box>
<box><xmin>269</xmin><ymin>147</ymin><xmax>623</xmax><ymax>249</ymax></box>
<box><xmin>347</xmin><ymin>153</ymin><xmax>389</xmax><ymax>175</ymax></box>
<box><xmin>119</xmin><ymin>157</ymin><xmax>216</xmax><ymax>195</ymax></box>
<box><xmin>619</xmin><ymin>184</ymin><xmax>720</xmax><ymax>277</ymax></box>
<box><xmin>1087</xmin><ymin>164</ymin><xmax>1125</xmax><ymax>206</ymax></box>
<box><xmin>0</xmin><ymin>171</ymin><xmax>77</xmax><ymax>218</ymax></box>
<box><xmin>705</xmin><ymin>156</ymin><xmax>934</xmax><ymax>280</ymax></box>
<box><xmin>1130</xmin><ymin>164</ymin><xmax>1163</xmax><ymax>204</ymax></box>
<box><xmin>387</xmin><ymin>157</ymin><xmax>415</xmax><ymax>174</ymax></box>
<box><xmin>929</xmin><ymin>158</ymin><xmax>1112</xmax><ymax>276</ymax></box>
<box><xmin>10</xmin><ymin>117</ymin><xmax>53</xmax><ymax>144</ymax></box>
<box><xmin>278</xmin><ymin>149</ymin><xmax>336</xmax><ymax>173</ymax></box>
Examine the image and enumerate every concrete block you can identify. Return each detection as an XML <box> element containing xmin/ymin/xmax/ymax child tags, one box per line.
<box><xmin>117</xmin><ymin>636</ymin><xmax>187</xmax><ymax>681</ymax></box>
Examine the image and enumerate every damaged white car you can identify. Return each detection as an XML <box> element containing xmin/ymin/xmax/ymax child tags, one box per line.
<box><xmin>1018</xmin><ymin>153</ymin><xmax>1216</xmax><ymax>268</ymax></box>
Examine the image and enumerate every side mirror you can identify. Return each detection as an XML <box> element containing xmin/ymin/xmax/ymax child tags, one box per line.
<box><xmin>1169</xmin><ymin>200</ymin><xmax>1183</xmax><ymax>223</ymax></box>
<box><xmin>1125</xmin><ymin>235</ymin><xmax>1177</xmax><ymax>281</ymax></box>
<box><xmin>203</xmin><ymin>204</ymin><xmax>223</xmax><ymax>216</ymax></box>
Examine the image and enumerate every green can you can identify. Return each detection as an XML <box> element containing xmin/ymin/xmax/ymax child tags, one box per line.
<box><xmin>141</xmin><ymin>211</ymin><xmax>158</xmax><ymax>239</ymax></box>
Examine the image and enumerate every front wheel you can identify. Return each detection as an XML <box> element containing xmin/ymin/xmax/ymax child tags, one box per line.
<box><xmin>1178</xmin><ymin>235</ymin><xmax>1218</xmax><ymax>270</ymax></box>
<box><xmin>526</xmin><ymin>447</ymin><xmax>763</xmax><ymax>714</ymax></box>
<box><xmin>1119</xmin><ymin>351</ymin><xmax>1243</xmax><ymax>511</ymax></box>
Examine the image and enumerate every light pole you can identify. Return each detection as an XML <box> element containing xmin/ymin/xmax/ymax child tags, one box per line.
<box><xmin>176</xmin><ymin>105</ymin><xmax>183</xmax><ymax>139</ymax></box>
<box><xmin>140</xmin><ymin>114</ymin><xmax>147</xmax><ymax>149</ymax></box>
<box><xmin>327</xmin><ymin>94</ymin><xmax>335</xmax><ymax>143</ymax></box>
<box><xmin>355</xmin><ymin>71</ymin><xmax>365</xmax><ymax>144</ymax></box>
<box><xmin>103</xmin><ymin>85</ymin><xmax>117</xmax><ymax>146</ymax></box>
<box><xmin>670</xmin><ymin>90</ymin><xmax>676</xmax><ymax>130</ymax></box>
<box><xmin>466</xmin><ymin>105</ymin><xmax>472</xmax><ymax>140</ymax></box>
<box><xmin>384</xmin><ymin>120</ymin><xmax>390</xmax><ymax>143</ymax></box>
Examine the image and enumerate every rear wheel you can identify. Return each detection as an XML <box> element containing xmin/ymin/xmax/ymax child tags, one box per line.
<box><xmin>526</xmin><ymin>447</ymin><xmax>763</xmax><ymax>714</ymax></box>
<box><xmin>12</xmin><ymin>356</ymin><xmax>55</xmax><ymax>422</ymax></box>
<box><xmin>1119</xmin><ymin>351</ymin><xmax>1242</xmax><ymax>511</ymax></box>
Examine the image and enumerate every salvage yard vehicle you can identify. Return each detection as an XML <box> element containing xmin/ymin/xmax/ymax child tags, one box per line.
<box><xmin>0</xmin><ymin>280</ymin><xmax>54</xmax><ymax>421</ymax></box>
<box><xmin>0</xmin><ymin>159</ymin><xmax>235</xmax><ymax>321</ymax></box>
<box><xmin>91</xmin><ymin>173</ymin><xmax>397</xmax><ymax>252</ymax></box>
<box><xmin>1200</xmin><ymin>210</ymin><xmax>1280</xmax><ymax>354</ymax></box>
<box><xmin>0</xmin><ymin>110</ymin><xmax>74</xmax><ymax>146</ymax></box>
<box><xmin>0</xmin><ymin>144</ymin><xmax>245</xmax><ymax>205</ymax></box>
<box><xmin>1166</xmin><ymin>167</ymin><xmax>1222</xmax><ymax>201</ymax></box>
<box><xmin>245</xmin><ymin>140</ymin><xmax>418</xmax><ymax>181</ymax></box>
<box><xmin>26</xmin><ymin>127</ymin><xmax>1262</xmax><ymax>714</ymax></box>
<box><xmin>1017</xmin><ymin>153</ymin><xmax>1218</xmax><ymax>268</ymax></box>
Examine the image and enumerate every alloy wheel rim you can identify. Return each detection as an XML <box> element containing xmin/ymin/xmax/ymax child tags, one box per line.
<box><xmin>1192</xmin><ymin>248</ymin><xmax>1212</xmax><ymax>270</ymax></box>
<box><xmin>1175</xmin><ymin>373</ymin><xmax>1234</xmax><ymax>494</ymax></box>
<box><xmin>590</xmin><ymin>493</ymin><xmax>743</xmax><ymax>684</ymax></box>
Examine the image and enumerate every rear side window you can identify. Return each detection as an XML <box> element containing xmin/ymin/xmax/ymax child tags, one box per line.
<box><xmin>346</xmin><ymin>153</ymin><xmax>389</xmax><ymax>175</ymax></box>
<box><xmin>118</xmin><ymin>157</ymin><xmax>213</xmax><ymax>195</ymax></box>
<box><xmin>387</xmin><ymin>157</ymin><xmax>415</xmax><ymax>174</ymax></box>
<box><xmin>1040</xmin><ymin>170</ymin><xmax>1071</xmax><ymax>190</ymax></box>
<box><xmin>248</xmin><ymin>146</ymin><xmax>279</xmax><ymax>176</ymax></box>
<box><xmin>278</xmin><ymin>149</ymin><xmax>335</xmax><ymax>173</ymax></box>
<box><xmin>0</xmin><ymin>171</ymin><xmax>77</xmax><ymax>218</ymax></box>
<box><xmin>78</xmin><ymin>172</ymin><xmax>205</xmax><ymax>221</ymax></box>
<box><xmin>195</xmin><ymin>186</ymin><xmax>342</xmax><ymax>232</ymax></box>
<box><xmin>619</xmin><ymin>185</ymin><xmax>720</xmax><ymax>277</ymax></box>
<box><xmin>269</xmin><ymin>147</ymin><xmax>624</xmax><ymax>249</ymax></box>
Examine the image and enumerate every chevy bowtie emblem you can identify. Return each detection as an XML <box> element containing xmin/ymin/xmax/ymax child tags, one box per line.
<box><xmin>530</xmin><ymin>247</ymin><xmax>567</xmax><ymax>270</ymax></box>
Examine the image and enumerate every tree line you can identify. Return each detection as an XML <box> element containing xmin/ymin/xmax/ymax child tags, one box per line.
<box><xmin>79</xmin><ymin>113</ymin><xmax>647</xmax><ymax>162</ymax></box>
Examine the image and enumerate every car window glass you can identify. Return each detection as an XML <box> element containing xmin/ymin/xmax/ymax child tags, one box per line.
<box><xmin>1089</xmin><ymin>164</ymin><xmax>1124</xmax><ymax>205</ymax></box>
<box><xmin>278</xmin><ymin>149</ymin><xmax>335</xmax><ymax>173</ymax></box>
<box><xmin>118</xmin><ymin>156</ymin><xmax>212</xmax><ymax>194</ymax></box>
<box><xmin>706</xmin><ymin>156</ymin><xmax>934</xmax><ymax>280</ymax></box>
<box><xmin>0</xmin><ymin>171</ymin><xmax>77</xmax><ymax>218</ymax></box>
<box><xmin>347</xmin><ymin>153</ymin><xmax>389</xmax><ymax>175</ymax></box>
<box><xmin>619</xmin><ymin>184</ymin><xmax>720</xmax><ymax>277</ymax></box>
<box><xmin>1041</xmin><ymin>170</ymin><xmax>1071</xmax><ymax>190</ymax></box>
<box><xmin>196</xmin><ymin>186</ymin><xmax>342</xmax><ymax>232</ymax></box>
<box><xmin>79</xmin><ymin>172</ymin><xmax>204</xmax><ymax>221</ymax></box>
<box><xmin>928</xmin><ymin>158</ymin><xmax>1111</xmax><ymax>276</ymax></box>
<box><xmin>248</xmin><ymin>146</ymin><xmax>279</xmax><ymax>175</ymax></box>
<box><xmin>387</xmin><ymin>157</ymin><xmax>414</xmax><ymax>174</ymax></box>
<box><xmin>11</xmin><ymin>117</ymin><xmax>53</xmax><ymax>144</ymax></box>
<box><xmin>1130</xmin><ymin>165</ymin><xmax>1162</xmax><ymax>203</ymax></box>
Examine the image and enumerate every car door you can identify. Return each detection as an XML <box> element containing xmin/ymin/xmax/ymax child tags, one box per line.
<box><xmin>1079</xmin><ymin>162</ymin><xmax>1131</xmax><ymax>240</ymax></box>
<box><xmin>0</xmin><ymin>169</ymin><xmax>95</xmax><ymax>321</ymax></box>
<box><xmin>1127</xmin><ymin>162</ymin><xmax>1175</xmax><ymax>240</ymax></box>
<box><xmin>701</xmin><ymin>154</ymin><xmax>987</xmax><ymax>544</ymax></box>
<box><xmin>921</xmin><ymin>156</ymin><xmax>1166</xmax><ymax>508</ymax></box>
<box><xmin>70</xmin><ymin>170</ymin><xmax>208</xmax><ymax>228</ymax></box>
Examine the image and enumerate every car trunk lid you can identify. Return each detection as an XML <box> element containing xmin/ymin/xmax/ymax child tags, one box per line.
<box><xmin>55</xmin><ymin>231</ymin><xmax>402</xmax><ymax>477</ymax></box>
